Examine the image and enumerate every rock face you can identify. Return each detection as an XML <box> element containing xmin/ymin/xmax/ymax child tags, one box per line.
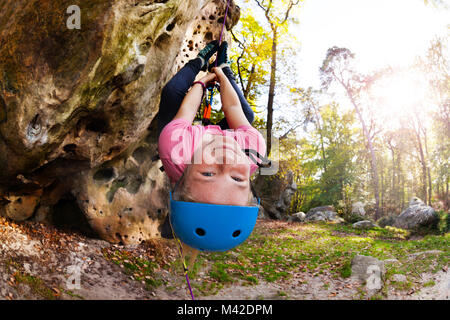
<box><xmin>0</xmin><ymin>0</ymin><xmax>240</xmax><ymax>244</ymax></box>
<box><xmin>351</xmin><ymin>202</ymin><xmax>365</xmax><ymax>216</ymax></box>
<box><xmin>393</xmin><ymin>197</ymin><xmax>438</xmax><ymax>230</ymax></box>
<box><xmin>254</xmin><ymin>171</ymin><xmax>297</xmax><ymax>220</ymax></box>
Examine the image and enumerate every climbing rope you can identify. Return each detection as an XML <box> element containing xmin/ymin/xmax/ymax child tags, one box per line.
<box><xmin>215</xmin><ymin>0</ymin><xmax>232</xmax><ymax>67</ymax></box>
<box><xmin>172</xmin><ymin>0</ymin><xmax>232</xmax><ymax>299</ymax></box>
<box><xmin>168</xmin><ymin>213</ymin><xmax>195</xmax><ymax>300</ymax></box>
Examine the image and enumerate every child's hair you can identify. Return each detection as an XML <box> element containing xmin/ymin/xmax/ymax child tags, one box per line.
<box><xmin>173</xmin><ymin>164</ymin><xmax>258</xmax><ymax>206</ymax></box>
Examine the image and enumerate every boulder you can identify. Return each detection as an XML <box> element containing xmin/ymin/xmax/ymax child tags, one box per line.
<box><xmin>351</xmin><ymin>202</ymin><xmax>366</xmax><ymax>216</ymax></box>
<box><xmin>352</xmin><ymin>220</ymin><xmax>377</xmax><ymax>229</ymax></box>
<box><xmin>287</xmin><ymin>212</ymin><xmax>306</xmax><ymax>223</ymax></box>
<box><xmin>394</xmin><ymin>197</ymin><xmax>439</xmax><ymax>230</ymax></box>
<box><xmin>305</xmin><ymin>205</ymin><xmax>342</xmax><ymax>223</ymax></box>
<box><xmin>377</xmin><ymin>215</ymin><xmax>396</xmax><ymax>227</ymax></box>
<box><xmin>254</xmin><ymin>170</ymin><xmax>297</xmax><ymax>220</ymax></box>
<box><xmin>0</xmin><ymin>0</ymin><xmax>241</xmax><ymax>244</ymax></box>
<box><xmin>0</xmin><ymin>192</ymin><xmax>42</xmax><ymax>221</ymax></box>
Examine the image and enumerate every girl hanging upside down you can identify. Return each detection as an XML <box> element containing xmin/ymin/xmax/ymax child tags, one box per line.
<box><xmin>157</xmin><ymin>40</ymin><xmax>267</xmax><ymax>268</ymax></box>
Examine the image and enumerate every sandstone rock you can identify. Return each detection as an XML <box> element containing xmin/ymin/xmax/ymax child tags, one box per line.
<box><xmin>351</xmin><ymin>202</ymin><xmax>366</xmax><ymax>216</ymax></box>
<box><xmin>305</xmin><ymin>206</ymin><xmax>341</xmax><ymax>223</ymax></box>
<box><xmin>0</xmin><ymin>0</ymin><xmax>241</xmax><ymax>244</ymax></box>
<box><xmin>287</xmin><ymin>212</ymin><xmax>306</xmax><ymax>223</ymax></box>
<box><xmin>352</xmin><ymin>220</ymin><xmax>377</xmax><ymax>229</ymax></box>
<box><xmin>254</xmin><ymin>170</ymin><xmax>297</xmax><ymax>220</ymax></box>
<box><xmin>394</xmin><ymin>198</ymin><xmax>438</xmax><ymax>230</ymax></box>
<box><xmin>377</xmin><ymin>215</ymin><xmax>396</xmax><ymax>228</ymax></box>
<box><xmin>409</xmin><ymin>197</ymin><xmax>424</xmax><ymax>206</ymax></box>
<box><xmin>1</xmin><ymin>192</ymin><xmax>42</xmax><ymax>221</ymax></box>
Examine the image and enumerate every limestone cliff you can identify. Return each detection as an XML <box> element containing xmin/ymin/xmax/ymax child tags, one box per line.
<box><xmin>0</xmin><ymin>0</ymin><xmax>240</xmax><ymax>244</ymax></box>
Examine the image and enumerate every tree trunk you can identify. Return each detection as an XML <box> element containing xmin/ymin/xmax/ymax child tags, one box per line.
<box><xmin>415</xmin><ymin>131</ymin><xmax>428</xmax><ymax>204</ymax></box>
<box><xmin>266</xmin><ymin>27</ymin><xmax>277</xmax><ymax>156</ymax></box>
<box><xmin>423</xmin><ymin>129</ymin><xmax>433</xmax><ymax>206</ymax></box>
<box><xmin>243</xmin><ymin>63</ymin><xmax>256</xmax><ymax>100</ymax></box>
<box><xmin>313</xmin><ymin>105</ymin><xmax>327</xmax><ymax>173</ymax></box>
<box><xmin>347</xmin><ymin>94</ymin><xmax>381</xmax><ymax>219</ymax></box>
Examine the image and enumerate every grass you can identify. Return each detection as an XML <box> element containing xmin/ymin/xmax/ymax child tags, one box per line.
<box><xmin>102</xmin><ymin>248</ymin><xmax>166</xmax><ymax>290</ymax></box>
<box><xmin>190</xmin><ymin>221</ymin><xmax>449</xmax><ymax>297</ymax></box>
<box><xmin>4</xmin><ymin>258</ymin><xmax>58</xmax><ymax>300</ymax></box>
<box><xmin>13</xmin><ymin>272</ymin><xmax>57</xmax><ymax>300</ymax></box>
<box><xmin>100</xmin><ymin>220</ymin><xmax>448</xmax><ymax>298</ymax></box>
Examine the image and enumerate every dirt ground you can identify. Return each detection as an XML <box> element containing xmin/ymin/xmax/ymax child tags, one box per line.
<box><xmin>0</xmin><ymin>217</ymin><xmax>448</xmax><ymax>300</ymax></box>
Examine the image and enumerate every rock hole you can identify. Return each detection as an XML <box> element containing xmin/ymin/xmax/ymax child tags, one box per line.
<box><xmin>51</xmin><ymin>193</ymin><xmax>98</xmax><ymax>238</ymax></box>
<box><xmin>86</xmin><ymin>118</ymin><xmax>109</xmax><ymax>133</ymax></box>
<box><xmin>93</xmin><ymin>167</ymin><xmax>116</xmax><ymax>183</ymax></box>
<box><xmin>205</xmin><ymin>32</ymin><xmax>213</xmax><ymax>41</ymax></box>
<box><xmin>63</xmin><ymin>144</ymin><xmax>77</xmax><ymax>153</ymax></box>
<box><xmin>108</xmin><ymin>146</ymin><xmax>122</xmax><ymax>156</ymax></box>
<box><xmin>125</xmin><ymin>175</ymin><xmax>143</xmax><ymax>194</ymax></box>
<box><xmin>166</xmin><ymin>21</ymin><xmax>176</xmax><ymax>32</ymax></box>
<box><xmin>132</xmin><ymin>146</ymin><xmax>152</xmax><ymax>164</ymax></box>
<box><xmin>155</xmin><ymin>33</ymin><xmax>171</xmax><ymax>48</ymax></box>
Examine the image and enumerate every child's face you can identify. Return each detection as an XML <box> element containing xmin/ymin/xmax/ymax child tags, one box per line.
<box><xmin>184</xmin><ymin>134</ymin><xmax>251</xmax><ymax>206</ymax></box>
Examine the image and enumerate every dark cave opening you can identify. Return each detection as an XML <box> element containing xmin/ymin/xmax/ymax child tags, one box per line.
<box><xmin>51</xmin><ymin>193</ymin><xmax>98</xmax><ymax>239</ymax></box>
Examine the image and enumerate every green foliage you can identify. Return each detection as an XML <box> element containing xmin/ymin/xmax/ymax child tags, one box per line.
<box><xmin>437</xmin><ymin>210</ymin><xmax>450</xmax><ymax>234</ymax></box>
<box><xmin>286</xmin><ymin>102</ymin><xmax>359</xmax><ymax>212</ymax></box>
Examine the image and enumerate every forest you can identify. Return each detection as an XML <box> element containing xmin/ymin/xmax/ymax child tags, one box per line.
<box><xmin>228</xmin><ymin>0</ymin><xmax>449</xmax><ymax>221</ymax></box>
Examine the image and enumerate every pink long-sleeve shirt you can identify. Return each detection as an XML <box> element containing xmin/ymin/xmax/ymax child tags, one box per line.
<box><xmin>158</xmin><ymin>119</ymin><xmax>267</xmax><ymax>184</ymax></box>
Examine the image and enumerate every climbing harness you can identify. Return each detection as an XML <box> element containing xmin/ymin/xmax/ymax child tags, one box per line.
<box><xmin>196</xmin><ymin>83</ymin><xmax>220</xmax><ymax>126</ymax></box>
<box><xmin>195</xmin><ymin>0</ymin><xmax>231</xmax><ymax>125</ymax></box>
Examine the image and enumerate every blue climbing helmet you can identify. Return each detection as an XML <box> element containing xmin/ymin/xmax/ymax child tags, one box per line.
<box><xmin>168</xmin><ymin>149</ymin><xmax>271</xmax><ymax>252</ymax></box>
<box><xmin>169</xmin><ymin>192</ymin><xmax>260</xmax><ymax>252</ymax></box>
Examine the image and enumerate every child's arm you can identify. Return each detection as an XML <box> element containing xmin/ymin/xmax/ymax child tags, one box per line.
<box><xmin>174</xmin><ymin>73</ymin><xmax>217</xmax><ymax>123</ymax></box>
<box><xmin>212</xmin><ymin>67</ymin><xmax>251</xmax><ymax>129</ymax></box>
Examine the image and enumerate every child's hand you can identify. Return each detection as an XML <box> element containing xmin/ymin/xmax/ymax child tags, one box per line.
<box><xmin>199</xmin><ymin>72</ymin><xmax>217</xmax><ymax>87</ymax></box>
<box><xmin>211</xmin><ymin>67</ymin><xmax>226</xmax><ymax>80</ymax></box>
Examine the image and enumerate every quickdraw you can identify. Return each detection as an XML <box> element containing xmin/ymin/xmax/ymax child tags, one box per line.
<box><xmin>201</xmin><ymin>83</ymin><xmax>220</xmax><ymax>126</ymax></box>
